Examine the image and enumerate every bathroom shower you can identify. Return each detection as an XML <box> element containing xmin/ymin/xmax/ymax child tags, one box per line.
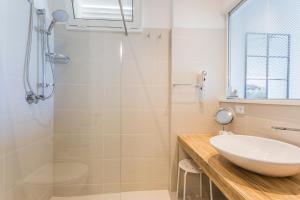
<box><xmin>24</xmin><ymin>0</ymin><xmax>70</xmax><ymax>104</ymax></box>
<box><xmin>47</xmin><ymin>10</ymin><xmax>69</xmax><ymax>33</ymax></box>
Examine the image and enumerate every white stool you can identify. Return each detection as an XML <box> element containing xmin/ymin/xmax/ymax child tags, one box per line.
<box><xmin>176</xmin><ymin>159</ymin><xmax>213</xmax><ymax>200</ymax></box>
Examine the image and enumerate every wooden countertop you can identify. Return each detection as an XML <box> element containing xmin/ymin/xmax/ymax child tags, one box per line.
<box><xmin>178</xmin><ymin>134</ymin><xmax>300</xmax><ymax>200</ymax></box>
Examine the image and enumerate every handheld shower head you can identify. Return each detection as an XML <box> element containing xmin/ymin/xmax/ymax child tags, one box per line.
<box><xmin>47</xmin><ymin>10</ymin><xmax>69</xmax><ymax>34</ymax></box>
<box><xmin>52</xmin><ymin>10</ymin><xmax>69</xmax><ymax>22</ymax></box>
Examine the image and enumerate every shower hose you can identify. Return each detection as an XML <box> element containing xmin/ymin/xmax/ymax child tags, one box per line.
<box><xmin>24</xmin><ymin>0</ymin><xmax>55</xmax><ymax>104</ymax></box>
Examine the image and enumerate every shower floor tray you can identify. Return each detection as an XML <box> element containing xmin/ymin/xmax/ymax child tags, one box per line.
<box><xmin>51</xmin><ymin>190</ymin><xmax>171</xmax><ymax>200</ymax></box>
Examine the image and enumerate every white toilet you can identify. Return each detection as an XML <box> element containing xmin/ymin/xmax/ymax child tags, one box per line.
<box><xmin>54</xmin><ymin>162</ymin><xmax>89</xmax><ymax>197</ymax></box>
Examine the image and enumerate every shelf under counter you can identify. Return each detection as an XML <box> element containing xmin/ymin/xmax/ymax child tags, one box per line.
<box><xmin>178</xmin><ymin>134</ymin><xmax>300</xmax><ymax>200</ymax></box>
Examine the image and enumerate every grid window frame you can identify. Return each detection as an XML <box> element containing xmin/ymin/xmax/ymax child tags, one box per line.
<box><xmin>244</xmin><ymin>32</ymin><xmax>291</xmax><ymax>99</ymax></box>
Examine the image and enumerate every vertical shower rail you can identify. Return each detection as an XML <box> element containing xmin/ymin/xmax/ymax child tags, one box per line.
<box><xmin>36</xmin><ymin>9</ymin><xmax>47</xmax><ymax>98</ymax></box>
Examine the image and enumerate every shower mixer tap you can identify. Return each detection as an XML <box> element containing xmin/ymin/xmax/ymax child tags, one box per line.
<box><xmin>25</xmin><ymin>91</ymin><xmax>43</xmax><ymax>104</ymax></box>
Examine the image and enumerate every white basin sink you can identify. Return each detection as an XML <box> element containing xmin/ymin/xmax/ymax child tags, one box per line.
<box><xmin>210</xmin><ymin>135</ymin><xmax>300</xmax><ymax>177</ymax></box>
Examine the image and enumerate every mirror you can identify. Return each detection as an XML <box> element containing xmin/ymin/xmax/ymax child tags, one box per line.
<box><xmin>215</xmin><ymin>108</ymin><xmax>234</xmax><ymax>125</ymax></box>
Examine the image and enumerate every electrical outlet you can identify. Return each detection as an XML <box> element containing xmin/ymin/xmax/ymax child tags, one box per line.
<box><xmin>235</xmin><ymin>105</ymin><xmax>245</xmax><ymax>114</ymax></box>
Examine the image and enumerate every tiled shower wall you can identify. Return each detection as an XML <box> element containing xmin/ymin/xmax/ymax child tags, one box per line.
<box><xmin>0</xmin><ymin>1</ymin><xmax>54</xmax><ymax>200</ymax></box>
<box><xmin>54</xmin><ymin>27</ymin><xmax>170</xmax><ymax>196</ymax></box>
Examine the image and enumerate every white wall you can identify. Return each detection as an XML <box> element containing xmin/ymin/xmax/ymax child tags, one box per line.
<box><xmin>170</xmin><ymin>1</ymin><xmax>226</xmax><ymax>199</ymax></box>
<box><xmin>0</xmin><ymin>0</ymin><xmax>53</xmax><ymax>200</ymax></box>
<box><xmin>173</xmin><ymin>0</ymin><xmax>225</xmax><ymax>29</ymax></box>
<box><xmin>142</xmin><ymin>0</ymin><xmax>172</xmax><ymax>28</ymax></box>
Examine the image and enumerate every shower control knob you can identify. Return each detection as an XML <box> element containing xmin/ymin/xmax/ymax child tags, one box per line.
<box><xmin>25</xmin><ymin>92</ymin><xmax>38</xmax><ymax>104</ymax></box>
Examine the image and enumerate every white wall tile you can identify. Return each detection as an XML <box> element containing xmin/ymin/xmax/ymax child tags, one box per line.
<box><xmin>171</xmin><ymin>28</ymin><xmax>225</xmax><ymax>192</ymax></box>
<box><xmin>54</xmin><ymin>28</ymin><xmax>170</xmax><ymax>195</ymax></box>
<box><xmin>222</xmin><ymin>102</ymin><xmax>300</xmax><ymax>147</ymax></box>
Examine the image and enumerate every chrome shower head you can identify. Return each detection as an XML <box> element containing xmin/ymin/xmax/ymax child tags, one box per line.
<box><xmin>52</xmin><ymin>10</ymin><xmax>69</xmax><ymax>22</ymax></box>
<box><xmin>47</xmin><ymin>10</ymin><xmax>69</xmax><ymax>34</ymax></box>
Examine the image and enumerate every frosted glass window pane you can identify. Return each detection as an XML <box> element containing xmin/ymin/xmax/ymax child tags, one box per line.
<box><xmin>247</xmin><ymin>34</ymin><xmax>267</xmax><ymax>56</ymax></box>
<box><xmin>246</xmin><ymin>80</ymin><xmax>266</xmax><ymax>99</ymax></box>
<box><xmin>269</xmin><ymin>58</ymin><xmax>288</xmax><ymax>79</ymax></box>
<box><xmin>73</xmin><ymin>0</ymin><xmax>133</xmax><ymax>21</ymax></box>
<box><xmin>247</xmin><ymin>57</ymin><xmax>267</xmax><ymax>79</ymax></box>
<box><xmin>269</xmin><ymin>35</ymin><xmax>289</xmax><ymax>57</ymax></box>
<box><xmin>268</xmin><ymin>80</ymin><xmax>287</xmax><ymax>99</ymax></box>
